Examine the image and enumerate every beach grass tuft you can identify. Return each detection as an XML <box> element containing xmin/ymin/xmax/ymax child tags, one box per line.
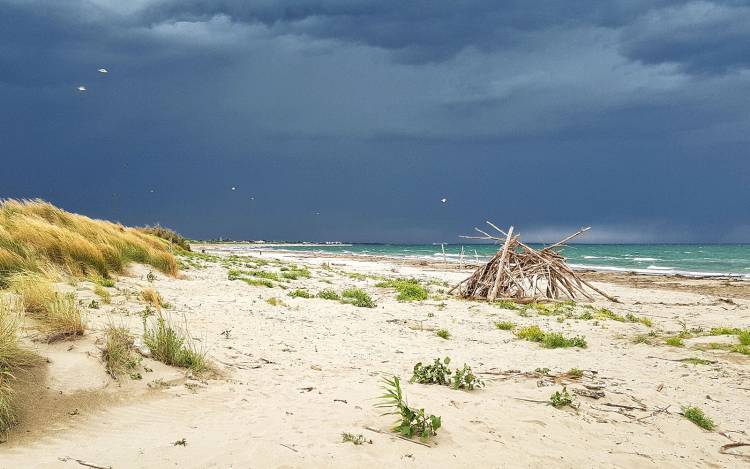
<box><xmin>317</xmin><ymin>289</ymin><xmax>340</xmax><ymax>301</ymax></box>
<box><xmin>495</xmin><ymin>321</ymin><xmax>516</xmax><ymax>330</ymax></box>
<box><xmin>682</xmin><ymin>406</ymin><xmax>715</xmax><ymax>430</ymax></box>
<box><xmin>435</xmin><ymin>329</ymin><xmax>450</xmax><ymax>340</ymax></box>
<box><xmin>143</xmin><ymin>316</ymin><xmax>205</xmax><ymax>372</ymax></box>
<box><xmin>376</xmin><ymin>278</ymin><xmax>428</xmax><ymax>302</ymax></box>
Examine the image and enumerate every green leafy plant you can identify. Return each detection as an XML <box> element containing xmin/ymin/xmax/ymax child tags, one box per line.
<box><xmin>411</xmin><ymin>357</ymin><xmax>452</xmax><ymax>385</ymax></box>
<box><xmin>542</xmin><ymin>333</ymin><xmax>587</xmax><ymax>349</ymax></box>
<box><xmin>682</xmin><ymin>406</ymin><xmax>715</xmax><ymax>430</ymax></box>
<box><xmin>435</xmin><ymin>329</ymin><xmax>450</xmax><ymax>340</ymax></box>
<box><xmin>241</xmin><ymin>278</ymin><xmax>274</xmax><ymax>288</ymax></box>
<box><xmin>550</xmin><ymin>386</ymin><xmax>574</xmax><ymax>409</ymax></box>
<box><xmin>515</xmin><ymin>325</ymin><xmax>545</xmax><ymax>342</ymax></box>
<box><xmin>376</xmin><ymin>376</ymin><xmax>441</xmax><ymax>441</ymax></box>
<box><xmin>451</xmin><ymin>364</ymin><xmax>484</xmax><ymax>390</ymax></box>
<box><xmin>94</xmin><ymin>284</ymin><xmax>111</xmax><ymax>304</ymax></box>
<box><xmin>566</xmin><ymin>368</ymin><xmax>583</xmax><ymax>378</ymax></box>
<box><xmin>317</xmin><ymin>289</ymin><xmax>340</xmax><ymax>301</ymax></box>
<box><xmin>495</xmin><ymin>321</ymin><xmax>515</xmax><ymax>330</ymax></box>
<box><xmin>266</xmin><ymin>297</ymin><xmax>286</xmax><ymax>307</ymax></box>
<box><xmin>341</xmin><ymin>288</ymin><xmax>375</xmax><ymax>308</ymax></box>
<box><xmin>494</xmin><ymin>300</ymin><xmax>520</xmax><ymax>310</ymax></box>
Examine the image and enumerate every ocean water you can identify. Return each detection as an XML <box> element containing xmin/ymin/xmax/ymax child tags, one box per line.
<box><xmin>233</xmin><ymin>243</ymin><xmax>750</xmax><ymax>279</ymax></box>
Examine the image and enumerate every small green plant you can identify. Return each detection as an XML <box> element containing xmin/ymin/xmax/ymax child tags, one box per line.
<box><xmin>227</xmin><ymin>269</ymin><xmax>245</xmax><ymax>280</ymax></box>
<box><xmin>341</xmin><ymin>432</ymin><xmax>372</xmax><ymax>445</ymax></box>
<box><xmin>435</xmin><ymin>329</ymin><xmax>450</xmax><ymax>340</ymax></box>
<box><xmin>541</xmin><ymin>333</ymin><xmax>587</xmax><ymax>349</ymax></box>
<box><xmin>88</xmin><ymin>299</ymin><xmax>100</xmax><ymax>309</ymax></box>
<box><xmin>241</xmin><ymin>278</ymin><xmax>274</xmax><ymax>288</ymax></box>
<box><xmin>738</xmin><ymin>330</ymin><xmax>750</xmax><ymax>346</ymax></box>
<box><xmin>411</xmin><ymin>357</ymin><xmax>452</xmax><ymax>385</ymax></box>
<box><xmin>708</xmin><ymin>327</ymin><xmax>742</xmax><ymax>336</ymax></box>
<box><xmin>665</xmin><ymin>336</ymin><xmax>684</xmax><ymax>347</ymax></box>
<box><xmin>288</xmin><ymin>289</ymin><xmax>313</xmax><ymax>299</ymax></box>
<box><xmin>495</xmin><ymin>321</ymin><xmax>515</xmax><ymax>330</ymax></box>
<box><xmin>376</xmin><ymin>278</ymin><xmax>428</xmax><ymax>302</ymax></box>
<box><xmin>142</xmin><ymin>316</ymin><xmax>206</xmax><ymax>372</ymax></box>
<box><xmin>550</xmin><ymin>386</ymin><xmax>574</xmax><ymax>408</ymax></box>
<box><xmin>451</xmin><ymin>364</ymin><xmax>484</xmax><ymax>390</ymax></box>
<box><xmin>534</xmin><ymin>367</ymin><xmax>551</xmax><ymax>375</ymax></box>
<box><xmin>317</xmin><ymin>289</ymin><xmax>340</xmax><ymax>301</ymax></box>
<box><xmin>494</xmin><ymin>300</ymin><xmax>520</xmax><ymax>310</ymax></box>
<box><xmin>682</xmin><ymin>406</ymin><xmax>715</xmax><ymax>430</ymax></box>
<box><xmin>266</xmin><ymin>297</ymin><xmax>286</xmax><ymax>307</ymax></box>
<box><xmin>376</xmin><ymin>376</ymin><xmax>441</xmax><ymax>441</ymax></box>
<box><xmin>281</xmin><ymin>267</ymin><xmax>311</xmax><ymax>280</ymax></box>
<box><xmin>341</xmin><ymin>288</ymin><xmax>375</xmax><ymax>308</ymax></box>
<box><xmin>515</xmin><ymin>325</ymin><xmax>545</xmax><ymax>342</ymax></box>
<box><xmin>249</xmin><ymin>270</ymin><xmax>280</xmax><ymax>281</ymax></box>
<box><xmin>566</xmin><ymin>368</ymin><xmax>583</xmax><ymax>378</ymax></box>
<box><xmin>94</xmin><ymin>284</ymin><xmax>112</xmax><ymax>304</ymax></box>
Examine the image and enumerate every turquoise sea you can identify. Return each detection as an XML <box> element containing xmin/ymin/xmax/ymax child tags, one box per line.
<box><xmin>229</xmin><ymin>244</ymin><xmax>750</xmax><ymax>279</ymax></box>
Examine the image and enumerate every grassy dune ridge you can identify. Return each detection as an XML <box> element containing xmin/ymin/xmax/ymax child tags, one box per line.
<box><xmin>0</xmin><ymin>199</ymin><xmax>183</xmax><ymax>433</ymax></box>
<box><xmin>0</xmin><ymin>199</ymin><xmax>178</xmax><ymax>284</ymax></box>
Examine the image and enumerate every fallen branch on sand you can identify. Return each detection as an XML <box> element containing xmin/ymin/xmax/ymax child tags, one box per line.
<box><xmin>58</xmin><ymin>457</ymin><xmax>112</xmax><ymax>469</ymax></box>
<box><xmin>720</xmin><ymin>442</ymin><xmax>750</xmax><ymax>459</ymax></box>
<box><xmin>450</xmin><ymin>222</ymin><xmax>618</xmax><ymax>303</ymax></box>
<box><xmin>363</xmin><ymin>425</ymin><xmax>432</xmax><ymax>447</ymax></box>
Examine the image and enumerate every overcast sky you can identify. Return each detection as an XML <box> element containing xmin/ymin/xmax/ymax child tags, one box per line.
<box><xmin>1</xmin><ymin>0</ymin><xmax>749</xmax><ymax>243</ymax></box>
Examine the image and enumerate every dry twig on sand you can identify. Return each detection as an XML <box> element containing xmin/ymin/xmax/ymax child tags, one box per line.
<box><xmin>450</xmin><ymin>222</ymin><xmax>618</xmax><ymax>303</ymax></box>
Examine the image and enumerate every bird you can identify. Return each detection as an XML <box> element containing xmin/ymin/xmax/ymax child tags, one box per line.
<box><xmin>231</xmin><ymin>186</ymin><xmax>236</xmax><ymax>191</ymax></box>
<box><xmin>440</xmin><ymin>198</ymin><xmax>447</xmax><ymax>203</ymax></box>
<box><xmin>98</xmin><ymin>68</ymin><xmax>108</xmax><ymax>74</ymax></box>
<box><xmin>77</xmin><ymin>85</ymin><xmax>87</xmax><ymax>92</ymax></box>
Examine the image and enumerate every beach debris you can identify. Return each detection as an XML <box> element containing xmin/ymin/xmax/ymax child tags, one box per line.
<box><xmin>77</xmin><ymin>85</ymin><xmax>87</xmax><ymax>92</ymax></box>
<box><xmin>58</xmin><ymin>457</ymin><xmax>112</xmax><ymax>469</ymax></box>
<box><xmin>450</xmin><ymin>222</ymin><xmax>617</xmax><ymax>302</ymax></box>
<box><xmin>173</xmin><ymin>438</ymin><xmax>187</xmax><ymax>446</ymax></box>
<box><xmin>97</xmin><ymin>68</ymin><xmax>108</xmax><ymax>73</ymax></box>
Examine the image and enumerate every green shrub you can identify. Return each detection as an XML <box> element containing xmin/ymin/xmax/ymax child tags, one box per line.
<box><xmin>515</xmin><ymin>325</ymin><xmax>545</xmax><ymax>342</ymax></box>
<box><xmin>341</xmin><ymin>288</ymin><xmax>375</xmax><ymax>308</ymax></box>
<box><xmin>376</xmin><ymin>278</ymin><xmax>428</xmax><ymax>302</ymax></box>
<box><xmin>241</xmin><ymin>278</ymin><xmax>274</xmax><ymax>288</ymax></box>
<box><xmin>411</xmin><ymin>357</ymin><xmax>452</xmax><ymax>385</ymax></box>
<box><xmin>542</xmin><ymin>333</ymin><xmax>587</xmax><ymax>349</ymax></box>
<box><xmin>288</xmin><ymin>289</ymin><xmax>312</xmax><ymax>299</ymax></box>
<box><xmin>317</xmin><ymin>289</ymin><xmax>340</xmax><ymax>301</ymax></box>
<box><xmin>550</xmin><ymin>387</ymin><xmax>574</xmax><ymax>408</ymax></box>
<box><xmin>665</xmin><ymin>336</ymin><xmax>684</xmax><ymax>347</ymax></box>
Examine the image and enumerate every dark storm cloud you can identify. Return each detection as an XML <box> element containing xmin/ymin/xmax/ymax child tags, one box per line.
<box><xmin>0</xmin><ymin>0</ymin><xmax>748</xmax><ymax>242</ymax></box>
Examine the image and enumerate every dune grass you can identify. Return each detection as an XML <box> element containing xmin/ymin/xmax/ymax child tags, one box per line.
<box><xmin>288</xmin><ymin>289</ymin><xmax>313</xmax><ymax>299</ymax></box>
<box><xmin>136</xmin><ymin>224</ymin><xmax>191</xmax><ymax>252</ymax></box>
<box><xmin>495</xmin><ymin>321</ymin><xmax>516</xmax><ymax>330</ymax></box>
<box><xmin>141</xmin><ymin>288</ymin><xmax>164</xmax><ymax>309</ymax></box>
<box><xmin>143</xmin><ymin>316</ymin><xmax>205</xmax><ymax>372</ymax></box>
<box><xmin>0</xmin><ymin>297</ymin><xmax>42</xmax><ymax>432</ymax></box>
<box><xmin>94</xmin><ymin>284</ymin><xmax>112</xmax><ymax>304</ymax></box>
<box><xmin>317</xmin><ymin>289</ymin><xmax>340</xmax><ymax>301</ymax></box>
<box><xmin>682</xmin><ymin>406</ymin><xmax>715</xmax><ymax>430</ymax></box>
<box><xmin>0</xmin><ymin>199</ymin><xmax>178</xmax><ymax>282</ymax></box>
<box><xmin>102</xmin><ymin>325</ymin><xmax>140</xmax><ymax>378</ymax></box>
<box><xmin>9</xmin><ymin>274</ymin><xmax>84</xmax><ymax>341</ymax></box>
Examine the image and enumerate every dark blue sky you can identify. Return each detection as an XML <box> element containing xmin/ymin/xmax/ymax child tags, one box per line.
<box><xmin>1</xmin><ymin>1</ymin><xmax>749</xmax><ymax>243</ymax></box>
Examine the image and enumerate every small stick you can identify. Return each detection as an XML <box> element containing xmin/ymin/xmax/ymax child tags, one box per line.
<box><xmin>58</xmin><ymin>457</ymin><xmax>112</xmax><ymax>469</ymax></box>
<box><xmin>280</xmin><ymin>443</ymin><xmax>299</xmax><ymax>453</ymax></box>
<box><xmin>363</xmin><ymin>426</ymin><xmax>431</xmax><ymax>447</ymax></box>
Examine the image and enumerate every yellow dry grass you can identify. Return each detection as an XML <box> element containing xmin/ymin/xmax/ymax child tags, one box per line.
<box><xmin>0</xmin><ymin>199</ymin><xmax>177</xmax><ymax>282</ymax></box>
<box><xmin>141</xmin><ymin>288</ymin><xmax>164</xmax><ymax>309</ymax></box>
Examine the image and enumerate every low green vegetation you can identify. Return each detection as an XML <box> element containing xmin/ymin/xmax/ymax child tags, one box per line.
<box><xmin>341</xmin><ymin>288</ymin><xmax>375</xmax><ymax>308</ymax></box>
<box><xmin>515</xmin><ymin>325</ymin><xmax>587</xmax><ymax>348</ymax></box>
<box><xmin>494</xmin><ymin>300</ymin><xmax>520</xmax><ymax>310</ymax></box>
<box><xmin>550</xmin><ymin>386</ymin><xmax>574</xmax><ymax>409</ymax></box>
<box><xmin>266</xmin><ymin>297</ymin><xmax>286</xmax><ymax>307</ymax></box>
<box><xmin>566</xmin><ymin>368</ymin><xmax>583</xmax><ymax>378</ymax></box>
<box><xmin>376</xmin><ymin>278</ymin><xmax>429</xmax><ymax>302</ymax></box>
<box><xmin>94</xmin><ymin>284</ymin><xmax>111</xmax><ymax>304</ymax></box>
<box><xmin>288</xmin><ymin>289</ymin><xmax>313</xmax><ymax>299</ymax></box>
<box><xmin>280</xmin><ymin>266</ymin><xmax>311</xmax><ymax>280</ymax></box>
<box><xmin>665</xmin><ymin>336</ymin><xmax>684</xmax><ymax>347</ymax></box>
<box><xmin>317</xmin><ymin>289</ymin><xmax>340</xmax><ymax>301</ymax></box>
<box><xmin>341</xmin><ymin>432</ymin><xmax>372</xmax><ymax>445</ymax></box>
<box><xmin>376</xmin><ymin>376</ymin><xmax>441</xmax><ymax>441</ymax></box>
<box><xmin>495</xmin><ymin>321</ymin><xmax>516</xmax><ymax>330</ymax></box>
<box><xmin>679</xmin><ymin>357</ymin><xmax>716</xmax><ymax>365</ymax></box>
<box><xmin>410</xmin><ymin>357</ymin><xmax>483</xmax><ymax>390</ymax></box>
<box><xmin>435</xmin><ymin>329</ymin><xmax>450</xmax><ymax>340</ymax></box>
<box><xmin>682</xmin><ymin>406</ymin><xmax>715</xmax><ymax>430</ymax></box>
<box><xmin>143</xmin><ymin>316</ymin><xmax>206</xmax><ymax>372</ymax></box>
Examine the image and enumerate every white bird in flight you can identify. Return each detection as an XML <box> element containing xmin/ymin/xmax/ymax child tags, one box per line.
<box><xmin>441</xmin><ymin>198</ymin><xmax>447</xmax><ymax>203</ymax></box>
<box><xmin>231</xmin><ymin>186</ymin><xmax>236</xmax><ymax>191</ymax></box>
<box><xmin>98</xmin><ymin>68</ymin><xmax>108</xmax><ymax>74</ymax></box>
<box><xmin>77</xmin><ymin>85</ymin><xmax>87</xmax><ymax>92</ymax></box>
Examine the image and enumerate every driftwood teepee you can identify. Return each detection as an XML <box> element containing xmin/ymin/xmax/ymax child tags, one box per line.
<box><xmin>449</xmin><ymin>222</ymin><xmax>617</xmax><ymax>303</ymax></box>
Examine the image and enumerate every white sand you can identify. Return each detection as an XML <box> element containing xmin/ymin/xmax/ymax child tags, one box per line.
<box><xmin>2</xmin><ymin>248</ymin><xmax>749</xmax><ymax>468</ymax></box>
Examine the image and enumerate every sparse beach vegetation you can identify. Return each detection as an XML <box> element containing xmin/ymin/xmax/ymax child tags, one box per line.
<box><xmin>682</xmin><ymin>406</ymin><xmax>715</xmax><ymax>430</ymax></box>
<box><xmin>341</xmin><ymin>288</ymin><xmax>375</xmax><ymax>308</ymax></box>
<box><xmin>376</xmin><ymin>278</ymin><xmax>429</xmax><ymax>301</ymax></box>
<box><xmin>143</xmin><ymin>316</ymin><xmax>206</xmax><ymax>372</ymax></box>
<box><xmin>376</xmin><ymin>376</ymin><xmax>441</xmax><ymax>441</ymax></box>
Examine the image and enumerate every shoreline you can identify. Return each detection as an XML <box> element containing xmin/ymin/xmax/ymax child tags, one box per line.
<box><xmin>194</xmin><ymin>243</ymin><xmax>750</xmax><ymax>282</ymax></box>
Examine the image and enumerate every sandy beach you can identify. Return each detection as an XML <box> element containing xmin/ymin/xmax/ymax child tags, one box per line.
<box><xmin>2</xmin><ymin>244</ymin><xmax>749</xmax><ymax>468</ymax></box>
